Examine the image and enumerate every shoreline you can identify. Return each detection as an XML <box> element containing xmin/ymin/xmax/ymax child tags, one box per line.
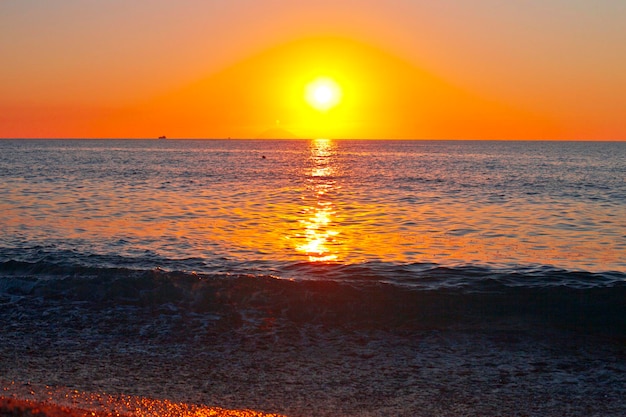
<box><xmin>0</xmin><ymin>396</ymin><xmax>285</xmax><ymax>417</ymax></box>
<box><xmin>2</xmin><ymin>326</ymin><xmax>625</xmax><ymax>417</ymax></box>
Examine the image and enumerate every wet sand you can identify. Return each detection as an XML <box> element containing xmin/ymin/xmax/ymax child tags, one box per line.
<box><xmin>0</xmin><ymin>397</ymin><xmax>283</xmax><ymax>417</ymax></box>
<box><xmin>2</xmin><ymin>324</ymin><xmax>625</xmax><ymax>417</ymax></box>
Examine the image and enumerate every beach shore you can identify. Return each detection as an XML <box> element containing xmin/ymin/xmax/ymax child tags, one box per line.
<box><xmin>2</xmin><ymin>325</ymin><xmax>625</xmax><ymax>417</ymax></box>
<box><xmin>0</xmin><ymin>396</ymin><xmax>285</xmax><ymax>417</ymax></box>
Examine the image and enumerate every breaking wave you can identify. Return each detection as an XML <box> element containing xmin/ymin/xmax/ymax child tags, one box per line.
<box><xmin>2</xmin><ymin>258</ymin><xmax>625</xmax><ymax>337</ymax></box>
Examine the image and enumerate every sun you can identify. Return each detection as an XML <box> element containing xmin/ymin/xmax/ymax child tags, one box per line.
<box><xmin>305</xmin><ymin>77</ymin><xmax>342</xmax><ymax>111</ymax></box>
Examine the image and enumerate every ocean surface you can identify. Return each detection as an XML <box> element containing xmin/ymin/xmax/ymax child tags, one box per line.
<box><xmin>1</xmin><ymin>139</ymin><xmax>625</xmax><ymax>416</ymax></box>
<box><xmin>2</xmin><ymin>139</ymin><xmax>624</xmax><ymax>270</ymax></box>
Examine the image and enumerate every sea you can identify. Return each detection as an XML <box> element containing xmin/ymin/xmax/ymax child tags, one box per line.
<box><xmin>1</xmin><ymin>139</ymin><xmax>625</xmax><ymax>417</ymax></box>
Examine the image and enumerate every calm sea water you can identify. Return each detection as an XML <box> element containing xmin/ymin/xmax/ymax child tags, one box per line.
<box><xmin>1</xmin><ymin>139</ymin><xmax>624</xmax><ymax>275</ymax></box>
<box><xmin>1</xmin><ymin>139</ymin><xmax>626</xmax><ymax>325</ymax></box>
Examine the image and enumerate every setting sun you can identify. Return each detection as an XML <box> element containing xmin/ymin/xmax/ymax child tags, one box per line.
<box><xmin>305</xmin><ymin>77</ymin><xmax>342</xmax><ymax>112</ymax></box>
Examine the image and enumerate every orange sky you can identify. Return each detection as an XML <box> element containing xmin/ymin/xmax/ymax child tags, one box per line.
<box><xmin>1</xmin><ymin>1</ymin><xmax>625</xmax><ymax>139</ymax></box>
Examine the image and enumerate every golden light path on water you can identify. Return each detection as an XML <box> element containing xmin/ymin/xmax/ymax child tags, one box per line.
<box><xmin>295</xmin><ymin>139</ymin><xmax>340</xmax><ymax>262</ymax></box>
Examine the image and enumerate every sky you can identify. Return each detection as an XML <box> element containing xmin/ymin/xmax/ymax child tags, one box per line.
<box><xmin>1</xmin><ymin>0</ymin><xmax>625</xmax><ymax>140</ymax></box>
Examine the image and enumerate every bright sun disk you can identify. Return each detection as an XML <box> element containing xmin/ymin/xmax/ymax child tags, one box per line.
<box><xmin>305</xmin><ymin>77</ymin><xmax>342</xmax><ymax>111</ymax></box>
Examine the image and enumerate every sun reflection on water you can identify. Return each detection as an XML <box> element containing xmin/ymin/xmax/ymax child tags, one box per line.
<box><xmin>295</xmin><ymin>138</ymin><xmax>340</xmax><ymax>262</ymax></box>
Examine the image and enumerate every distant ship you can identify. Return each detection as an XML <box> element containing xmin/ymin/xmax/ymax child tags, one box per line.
<box><xmin>158</xmin><ymin>136</ymin><xmax>167</xmax><ymax>140</ymax></box>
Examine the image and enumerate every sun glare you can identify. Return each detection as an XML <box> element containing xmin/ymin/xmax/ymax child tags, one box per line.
<box><xmin>305</xmin><ymin>77</ymin><xmax>342</xmax><ymax>111</ymax></box>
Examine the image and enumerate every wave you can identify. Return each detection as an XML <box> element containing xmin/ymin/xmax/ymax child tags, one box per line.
<box><xmin>2</xmin><ymin>258</ymin><xmax>625</xmax><ymax>337</ymax></box>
